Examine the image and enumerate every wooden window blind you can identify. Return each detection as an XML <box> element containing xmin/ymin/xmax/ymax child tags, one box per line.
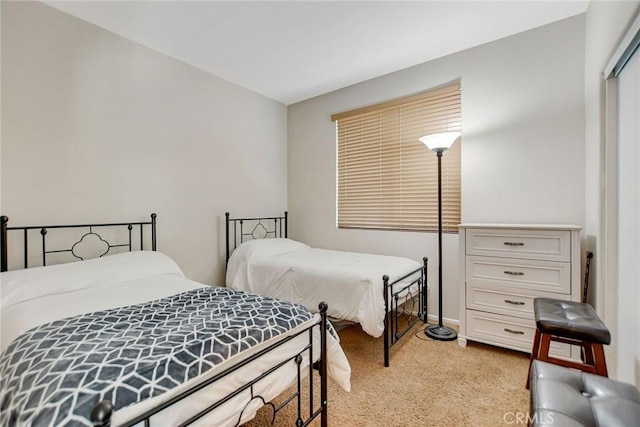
<box><xmin>332</xmin><ymin>83</ymin><xmax>461</xmax><ymax>233</ymax></box>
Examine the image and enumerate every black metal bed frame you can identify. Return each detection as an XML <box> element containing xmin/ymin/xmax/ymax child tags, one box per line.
<box><xmin>382</xmin><ymin>258</ymin><xmax>428</xmax><ymax>367</ymax></box>
<box><xmin>0</xmin><ymin>214</ymin><xmax>157</xmax><ymax>272</ymax></box>
<box><xmin>225</xmin><ymin>211</ymin><xmax>288</xmax><ymax>265</ymax></box>
<box><xmin>225</xmin><ymin>212</ymin><xmax>428</xmax><ymax>368</ymax></box>
<box><xmin>91</xmin><ymin>305</ymin><xmax>329</xmax><ymax>427</ymax></box>
<box><xmin>0</xmin><ymin>214</ymin><xmax>331</xmax><ymax>427</ymax></box>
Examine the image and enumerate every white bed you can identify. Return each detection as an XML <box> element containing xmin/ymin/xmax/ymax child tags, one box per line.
<box><xmin>0</xmin><ymin>251</ymin><xmax>351</xmax><ymax>427</ymax></box>
<box><xmin>226</xmin><ymin>238</ymin><xmax>425</xmax><ymax>339</ymax></box>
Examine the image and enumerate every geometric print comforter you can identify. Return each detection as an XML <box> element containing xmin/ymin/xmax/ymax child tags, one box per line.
<box><xmin>0</xmin><ymin>286</ymin><xmax>314</xmax><ymax>427</ymax></box>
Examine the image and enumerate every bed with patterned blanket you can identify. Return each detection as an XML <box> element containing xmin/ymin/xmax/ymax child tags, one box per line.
<box><xmin>225</xmin><ymin>212</ymin><xmax>428</xmax><ymax>367</ymax></box>
<box><xmin>0</xmin><ymin>215</ymin><xmax>350</xmax><ymax>426</ymax></box>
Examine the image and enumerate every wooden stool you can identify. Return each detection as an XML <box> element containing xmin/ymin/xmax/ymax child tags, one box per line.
<box><xmin>526</xmin><ymin>298</ymin><xmax>611</xmax><ymax>389</ymax></box>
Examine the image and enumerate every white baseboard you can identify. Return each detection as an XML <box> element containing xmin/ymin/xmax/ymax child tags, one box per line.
<box><xmin>425</xmin><ymin>313</ymin><xmax>459</xmax><ymax>326</ymax></box>
<box><xmin>407</xmin><ymin>308</ymin><xmax>459</xmax><ymax>325</ymax></box>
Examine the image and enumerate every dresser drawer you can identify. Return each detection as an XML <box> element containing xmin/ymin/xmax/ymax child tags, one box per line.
<box><xmin>466</xmin><ymin>285</ymin><xmax>572</xmax><ymax>319</ymax></box>
<box><xmin>466</xmin><ymin>256</ymin><xmax>571</xmax><ymax>294</ymax></box>
<box><xmin>466</xmin><ymin>228</ymin><xmax>571</xmax><ymax>262</ymax></box>
<box><xmin>465</xmin><ymin>310</ymin><xmax>571</xmax><ymax>358</ymax></box>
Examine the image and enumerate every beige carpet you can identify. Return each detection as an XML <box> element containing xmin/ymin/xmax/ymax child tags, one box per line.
<box><xmin>246</xmin><ymin>322</ymin><xmax>530</xmax><ymax>426</ymax></box>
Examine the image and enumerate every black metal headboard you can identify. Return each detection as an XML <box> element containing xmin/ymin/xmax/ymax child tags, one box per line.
<box><xmin>225</xmin><ymin>212</ymin><xmax>288</xmax><ymax>263</ymax></box>
<box><xmin>0</xmin><ymin>213</ymin><xmax>157</xmax><ymax>272</ymax></box>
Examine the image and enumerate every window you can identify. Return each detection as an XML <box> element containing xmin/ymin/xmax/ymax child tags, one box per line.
<box><xmin>332</xmin><ymin>83</ymin><xmax>461</xmax><ymax>233</ymax></box>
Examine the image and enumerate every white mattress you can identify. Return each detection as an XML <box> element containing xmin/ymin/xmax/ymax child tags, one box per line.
<box><xmin>0</xmin><ymin>251</ymin><xmax>351</xmax><ymax>426</ymax></box>
<box><xmin>226</xmin><ymin>238</ymin><xmax>424</xmax><ymax>338</ymax></box>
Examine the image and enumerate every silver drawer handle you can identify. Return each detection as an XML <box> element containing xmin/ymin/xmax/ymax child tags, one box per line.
<box><xmin>504</xmin><ymin>242</ymin><xmax>524</xmax><ymax>246</ymax></box>
<box><xmin>504</xmin><ymin>328</ymin><xmax>524</xmax><ymax>335</ymax></box>
<box><xmin>504</xmin><ymin>271</ymin><xmax>524</xmax><ymax>276</ymax></box>
<box><xmin>504</xmin><ymin>299</ymin><xmax>525</xmax><ymax>305</ymax></box>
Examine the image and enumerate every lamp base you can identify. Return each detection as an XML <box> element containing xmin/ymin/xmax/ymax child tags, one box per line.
<box><xmin>424</xmin><ymin>324</ymin><xmax>458</xmax><ymax>341</ymax></box>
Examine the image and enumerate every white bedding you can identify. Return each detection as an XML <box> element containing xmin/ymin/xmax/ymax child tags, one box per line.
<box><xmin>0</xmin><ymin>251</ymin><xmax>351</xmax><ymax>426</ymax></box>
<box><xmin>226</xmin><ymin>238</ymin><xmax>423</xmax><ymax>338</ymax></box>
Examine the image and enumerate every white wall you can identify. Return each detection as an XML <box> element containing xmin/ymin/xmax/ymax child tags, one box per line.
<box><xmin>0</xmin><ymin>2</ymin><xmax>287</xmax><ymax>284</ymax></box>
<box><xmin>584</xmin><ymin>0</ymin><xmax>640</xmax><ymax>382</ymax></box>
<box><xmin>617</xmin><ymin>50</ymin><xmax>640</xmax><ymax>387</ymax></box>
<box><xmin>288</xmin><ymin>16</ymin><xmax>586</xmax><ymax>321</ymax></box>
<box><xmin>0</xmin><ymin>1</ymin><xmax>2</xmax><ymax>218</ymax></box>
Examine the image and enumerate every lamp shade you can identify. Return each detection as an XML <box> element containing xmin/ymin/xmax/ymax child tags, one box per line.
<box><xmin>418</xmin><ymin>131</ymin><xmax>461</xmax><ymax>153</ymax></box>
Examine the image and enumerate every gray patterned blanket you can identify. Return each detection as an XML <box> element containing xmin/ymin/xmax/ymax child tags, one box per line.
<box><xmin>0</xmin><ymin>286</ymin><xmax>314</xmax><ymax>426</ymax></box>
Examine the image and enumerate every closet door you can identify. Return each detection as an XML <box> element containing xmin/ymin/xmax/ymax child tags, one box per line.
<box><xmin>617</xmin><ymin>48</ymin><xmax>639</xmax><ymax>386</ymax></box>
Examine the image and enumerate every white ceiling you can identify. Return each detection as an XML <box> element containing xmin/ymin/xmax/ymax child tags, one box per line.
<box><xmin>45</xmin><ymin>1</ymin><xmax>589</xmax><ymax>105</ymax></box>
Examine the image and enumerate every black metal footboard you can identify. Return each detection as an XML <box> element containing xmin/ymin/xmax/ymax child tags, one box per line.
<box><xmin>383</xmin><ymin>257</ymin><xmax>428</xmax><ymax>367</ymax></box>
<box><xmin>90</xmin><ymin>303</ymin><xmax>330</xmax><ymax>427</ymax></box>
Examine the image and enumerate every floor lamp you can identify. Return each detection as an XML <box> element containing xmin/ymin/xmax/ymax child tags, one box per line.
<box><xmin>418</xmin><ymin>131</ymin><xmax>460</xmax><ymax>341</ymax></box>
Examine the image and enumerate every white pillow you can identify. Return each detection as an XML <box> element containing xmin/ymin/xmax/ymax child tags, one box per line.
<box><xmin>226</xmin><ymin>238</ymin><xmax>310</xmax><ymax>289</ymax></box>
<box><xmin>0</xmin><ymin>251</ymin><xmax>184</xmax><ymax>311</ymax></box>
<box><xmin>232</xmin><ymin>238</ymin><xmax>310</xmax><ymax>261</ymax></box>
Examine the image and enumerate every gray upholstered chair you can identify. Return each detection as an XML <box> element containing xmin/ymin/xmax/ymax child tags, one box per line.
<box><xmin>529</xmin><ymin>360</ymin><xmax>640</xmax><ymax>426</ymax></box>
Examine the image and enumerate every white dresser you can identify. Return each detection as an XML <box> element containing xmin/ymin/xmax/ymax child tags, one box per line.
<box><xmin>458</xmin><ymin>224</ymin><xmax>582</xmax><ymax>359</ymax></box>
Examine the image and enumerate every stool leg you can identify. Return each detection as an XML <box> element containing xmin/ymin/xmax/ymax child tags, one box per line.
<box><xmin>526</xmin><ymin>329</ymin><xmax>542</xmax><ymax>389</ymax></box>
<box><xmin>538</xmin><ymin>334</ymin><xmax>552</xmax><ymax>362</ymax></box>
<box><xmin>583</xmin><ymin>342</ymin><xmax>594</xmax><ymax>365</ymax></box>
<box><xmin>593</xmin><ymin>344</ymin><xmax>609</xmax><ymax>377</ymax></box>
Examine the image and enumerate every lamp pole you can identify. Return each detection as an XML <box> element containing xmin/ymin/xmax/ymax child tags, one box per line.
<box><xmin>424</xmin><ymin>147</ymin><xmax>457</xmax><ymax>341</ymax></box>
<box><xmin>419</xmin><ymin>132</ymin><xmax>460</xmax><ymax>342</ymax></box>
<box><xmin>437</xmin><ymin>149</ymin><xmax>445</xmax><ymax>329</ymax></box>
